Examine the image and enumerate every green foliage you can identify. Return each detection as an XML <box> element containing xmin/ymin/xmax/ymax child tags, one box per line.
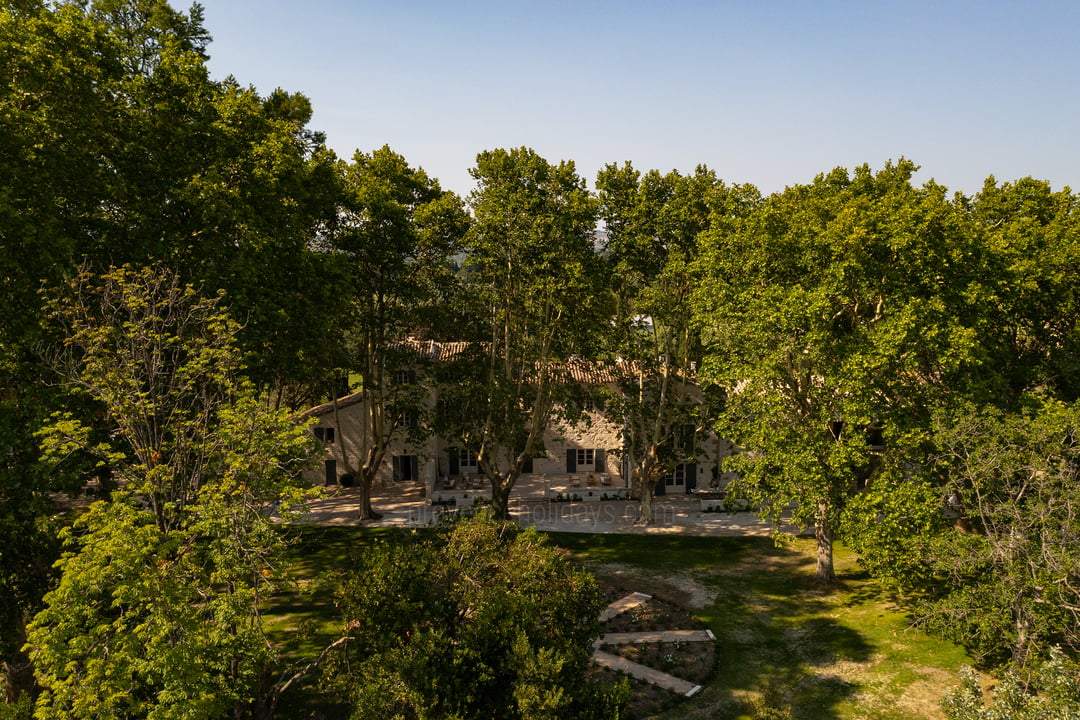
<box><xmin>330</xmin><ymin>514</ymin><xmax>624</xmax><ymax>720</ymax></box>
<box><xmin>694</xmin><ymin>160</ymin><xmax>986</xmax><ymax>580</ymax></box>
<box><xmin>918</xmin><ymin>399</ymin><xmax>1080</xmax><ymax>667</ymax></box>
<box><xmin>441</xmin><ymin>147</ymin><xmax>602</xmax><ymax>516</ymax></box>
<box><xmin>25</xmin><ymin>265</ymin><xmax>320</xmax><ymax>718</ymax></box>
<box><xmin>941</xmin><ymin>648</ymin><xmax>1080</xmax><ymax>720</ymax></box>
<box><xmin>969</xmin><ymin>177</ymin><xmax>1080</xmax><ymax>404</ymax></box>
<box><xmin>1</xmin><ymin>0</ymin><xmax>342</xmax><ymax>401</ymax></box>
<box><xmin>842</xmin><ymin>466</ymin><xmax>949</xmax><ymax>590</ymax></box>
<box><xmin>595</xmin><ymin>163</ymin><xmax>739</xmax><ymax>521</ymax></box>
<box><xmin>40</xmin><ymin>265</ymin><xmax>243</xmax><ymax>528</ymax></box>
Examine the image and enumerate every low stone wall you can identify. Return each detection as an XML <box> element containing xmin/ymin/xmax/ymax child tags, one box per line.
<box><xmin>429</xmin><ymin>491</ymin><xmax>477</xmax><ymax>508</ymax></box>
<box><xmin>700</xmin><ymin>497</ymin><xmax>750</xmax><ymax>512</ymax></box>
<box><xmin>546</xmin><ymin>487</ymin><xmax>631</xmax><ymax>502</ymax></box>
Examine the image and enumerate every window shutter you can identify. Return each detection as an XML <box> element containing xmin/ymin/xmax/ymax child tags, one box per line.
<box><xmin>685</xmin><ymin>463</ymin><xmax>697</xmax><ymax>493</ymax></box>
<box><xmin>595</xmin><ymin>449</ymin><xmax>606</xmax><ymax>473</ymax></box>
<box><xmin>392</xmin><ymin>456</ymin><xmax>401</xmax><ymax>483</ymax></box>
<box><xmin>448</xmin><ymin>447</ymin><xmax>459</xmax><ymax>475</ymax></box>
<box><xmin>655</xmin><ymin>475</ymin><xmax>666</xmax><ymax>496</ymax></box>
<box><xmin>566</xmin><ymin>449</ymin><xmax>576</xmax><ymax>473</ymax></box>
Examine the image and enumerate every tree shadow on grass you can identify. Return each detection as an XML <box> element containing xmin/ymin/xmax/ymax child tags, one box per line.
<box><xmin>718</xmin><ymin>602</ymin><xmax>872</xmax><ymax>719</ymax></box>
<box><xmin>545</xmin><ymin>533</ymin><xmax>881</xmax><ymax>720</ymax></box>
<box><xmin>653</xmin><ymin>539</ymin><xmax>877</xmax><ymax>720</ymax></box>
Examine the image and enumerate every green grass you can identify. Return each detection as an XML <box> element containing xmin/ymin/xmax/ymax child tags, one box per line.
<box><xmin>550</xmin><ymin>533</ymin><xmax>973</xmax><ymax>720</ymax></box>
<box><xmin>267</xmin><ymin>526</ymin><xmax>975</xmax><ymax>720</ymax></box>
<box><xmin>263</xmin><ymin>525</ymin><xmax>403</xmax><ymax>660</ymax></box>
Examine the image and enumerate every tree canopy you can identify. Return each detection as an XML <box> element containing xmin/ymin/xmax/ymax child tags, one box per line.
<box><xmin>693</xmin><ymin>160</ymin><xmax>987</xmax><ymax>580</ymax></box>
<box><xmin>26</xmin><ymin>265</ymin><xmax>319</xmax><ymax>719</ymax></box>
<box><xmin>4</xmin><ymin>0</ymin><xmax>1080</xmax><ymax>711</ymax></box>
<box><xmin>439</xmin><ymin>147</ymin><xmax>603</xmax><ymax>518</ymax></box>
<box><xmin>329</xmin><ymin>513</ymin><xmax>625</xmax><ymax>720</ymax></box>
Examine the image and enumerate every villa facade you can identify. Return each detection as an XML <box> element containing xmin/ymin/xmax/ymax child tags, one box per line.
<box><xmin>301</xmin><ymin>341</ymin><xmax>734</xmax><ymax>499</ymax></box>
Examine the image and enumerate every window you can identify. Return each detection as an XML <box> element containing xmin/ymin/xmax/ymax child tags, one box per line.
<box><xmin>576</xmin><ymin>449</ymin><xmax>595</xmax><ymax>467</ymax></box>
<box><xmin>393</xmin><ymin>368</ymin><xmax>417</xmax><ymax>385</ymax></box>
<box><xmin>398</xmin><ymin>409</ymin><xmax>419</xmax><ymax>428</ymax></box>
<box><xmin>677</xmin><ymin>423</ymin><xmax>695</xmax><ymax>452</ymax></box>
<box><xmin>582</xmin><ymin>397</ymin><xmax>605</xmax><ymax>413</ymax></box>
<box><xmin>664</xmin><ymin>464</ymin><xmax>686</xmax><ymax>487</ymax></box>
<box><xmin>459</xmin><ymin>448</ymin><xmax>478</xmax><ymax>468</ymax></box>
<box><xmin>314</xmin><ymin>426</ymin><xmax>335</xmax><ymax>444</ymax></box>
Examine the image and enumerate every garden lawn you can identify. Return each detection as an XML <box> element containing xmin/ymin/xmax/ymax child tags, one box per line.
<box><xmin>266</xmin><ymin>525</ymin><xmax>975</xmax><ymax>720</ymax></box>
<box><xmin>550</xmin><ymin>533</ymin><xmax>975</xmax><ymax>720</ymax></box>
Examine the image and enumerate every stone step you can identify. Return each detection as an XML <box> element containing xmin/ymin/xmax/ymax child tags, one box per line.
<box><xmin>599</xmin><ymin>591</ymin><xmax>652</xmax><ymax>622</ymax></box>
<box><xmin>597</xmin><ymin>629</ymin><xmax>715</xmax><ymax>647</ymax></box>
<box><xmin>591</xmin><ymin>650</ymin><xmax>703</xmax><ymax>697</ymax></box>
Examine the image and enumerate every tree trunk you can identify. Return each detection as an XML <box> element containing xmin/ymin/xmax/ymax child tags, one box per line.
<box><xmin>1014</xmin><ymin>606</ymin><xmax>1032</xmax><ymax>667</ymax></box>
<box><xmin>815</xmin><ymin>499</ymin><xmax>836</xmax><ymax>583</ymax></box>
<box><xmin>636</xmin><ymin>478</ymin><xmax>656</xmax><ymax>525</ymax></box>
<box><xmin>489</xmin><ymin>477</ymin><xmax>513</xmax><ymax>520</ymax></box>
<box><xmin>356</xmin><ymin>473</ymin><xmax>381</xmax><ymax>521</ymax></box>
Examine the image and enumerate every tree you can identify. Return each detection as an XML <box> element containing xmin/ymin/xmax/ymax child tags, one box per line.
<box><xmin>40</xmin><ymin>265</ymin><xmax>254</xmax><ymax>530</ymax></box>
<box><xmin>439</xmin><ymin>147</ymin><xmax>602</xmax><ymax>519</ymax></box>
<box><xmin>851</xmin><ymin>399</ymin><xmax>1080</xmax><ymax>668</ymax></box>
<box><xmin>328</xmin><ymin>146</ymin><xmax>468</xmax><ymax>519</ymax></box>
<box><xmin>1</xmin><ymin>1</ymin><xmax>341</xmax><ymax>707</ymax></box>
<box><xmin>941</xmin><ymin>647</ymin><xmax>1080</xmax><ymax>720</ymax></box>
<box><xmin>968</xmin><ymin>177</ymin><xmax>1080</xmax><ymax>404</ymax></box>
<box><xmin>596</xmin><ymin>162</ymin><xmax>743</xmax><ymax>523</ymax></box>
<box><xmin>330</xmin><ymin>513</ymin><xmax>626</xmax><ymax>720</ymax></box>
<box><xmin>26</xmin><ymin>265</ymin><xmax>320</xmax><ymax>719</ymax></box>
<box><xmin>694</xmin><ymin>161</ymin><xmax>985</xmax><ymax>581</ymax></box>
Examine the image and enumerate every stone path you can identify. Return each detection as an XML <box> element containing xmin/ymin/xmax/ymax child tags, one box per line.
<box><xmin>598</xmin><ymin>591</ymin><xmax>652</xmax><ymax>622</ymax></box>
<box><xmin>592</xmin><ymin>650</ymin><xmax>703</xmax><ymax>697</ymax></box>
<box><xmin>592</xmin><ymin>593</ymin><xmax>712</xmax><ymax>698</ymax></box>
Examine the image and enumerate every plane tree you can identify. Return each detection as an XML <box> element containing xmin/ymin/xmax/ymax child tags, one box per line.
<box><xmin>845</xmin><ymin>178</ymin><xmax>1080</xmax><ymax>668</ymax></box>
<box><xmin>439</xmin><ymin>147</ymin><xmax>602</xmax><ymax>519</ymax></box>
<box><xmin>694</xmin><ymin>160</ymin><xmax>986</xmax><ymax>581</ymax></box>
<box><xmin>595</xmin><ymin>162</ymin><xmax>746</xmax><ymax>523</ymax></box>
<box><xmin>327</xmin><ymin>146</ymin><xmax>469</xmax><ymax>519</ymax></box>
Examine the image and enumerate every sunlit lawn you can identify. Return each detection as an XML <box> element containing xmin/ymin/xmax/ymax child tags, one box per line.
<box><xmin>551</xmin><ymin>533</ymin><xmax>973</xmax><ymax>720</ymax></box>
<box><xmin>267</xmin><ymin>525</ymin><xmax>974</xmax><ymax>719</ymax></box>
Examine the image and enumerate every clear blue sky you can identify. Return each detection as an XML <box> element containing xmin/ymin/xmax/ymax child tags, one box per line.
<box><xmin>200</xmin><ymin>0</ymin><xmax>1080</xmax><ymax>199</ymax></box>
